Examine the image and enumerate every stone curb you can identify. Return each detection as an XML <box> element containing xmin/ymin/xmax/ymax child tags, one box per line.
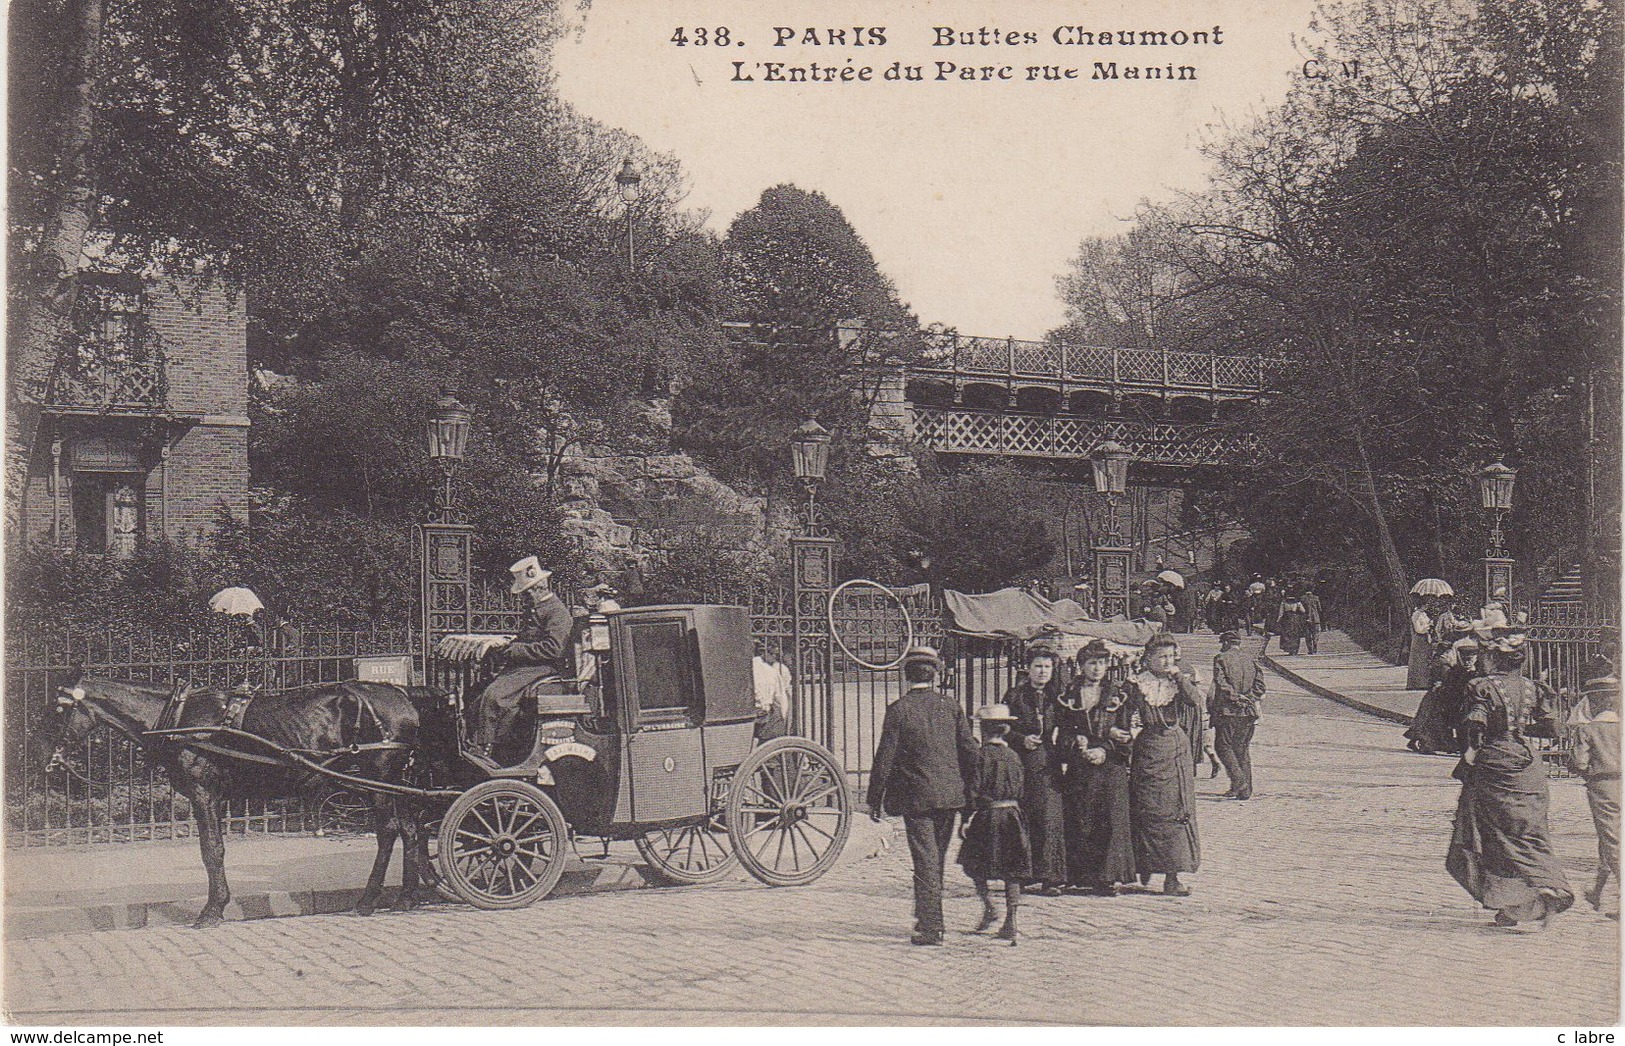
<box><xmin>6</xmin><ymin>808</ymin><xmax>889</xmax><ymax>939</ymax></box>
<box><xmin>1260</xmin><ymin>654</ymin><xmax>1414</xmax><ymax>726</ymax></box>
<box><xmin>4</xmin><ymin>858</ymin><xmax>657</xmax><ymax>940</ymax></box>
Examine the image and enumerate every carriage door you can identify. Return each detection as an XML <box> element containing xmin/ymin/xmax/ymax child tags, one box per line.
<box><xmin>622</xmin><ymin>616</ymin><xmax>707</xmax><ymax>823</ymax></box>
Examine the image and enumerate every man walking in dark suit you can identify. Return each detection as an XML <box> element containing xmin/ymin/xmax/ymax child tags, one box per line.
<box><xmin>868</xmin><ymin>646</ymin><xmax>978</xmax><ymax>945</ymax></box>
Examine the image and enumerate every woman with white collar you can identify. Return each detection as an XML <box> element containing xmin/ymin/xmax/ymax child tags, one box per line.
<box><xmin>1125</xmin><ymin>633</ymin><xmax>1207</xmax><ymax>897</ymax></box>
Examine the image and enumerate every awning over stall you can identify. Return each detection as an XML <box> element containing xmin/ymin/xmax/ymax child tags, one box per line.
<box><xmin>944</xmin><ymin>587</ymin><xmax>1158</xmax><ymax>647</ymax></box>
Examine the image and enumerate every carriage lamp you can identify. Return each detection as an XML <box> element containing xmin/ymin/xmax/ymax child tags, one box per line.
<box><xmin>426</xmin><ymin>392</ymin><xmax>473</xmax><ymax>523</ymax></box>
<box><xmin>588</xmin><ymin>613</ymin><xmax>612</xmax><ymax>654</ymax></box>
<box><xmin>616</xmin><ymin>158</ymin><xmax>642</xmax><ymax>270</ymax></box>
<box><xmin>790</xmin><ymin>418</ymin><xmax>832</xmax><ymax>535</ymax></box>
<box><xmin>1477</xmin><ymin>460</ymin><xmax>1518</xmax><ymax>604</ymax></box>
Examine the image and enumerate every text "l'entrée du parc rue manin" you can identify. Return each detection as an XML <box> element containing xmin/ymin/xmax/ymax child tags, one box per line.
<box><xmin>667</xmin><ymin>24</ymin><xmax>1225</xmax><ymax>84</ymax></box>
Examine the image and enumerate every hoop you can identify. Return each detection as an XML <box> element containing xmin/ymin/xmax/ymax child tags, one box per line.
<box><xmin>827</xmin><ymin>579</ymin><xmax>916</xmax><ymax>671</ymax></box>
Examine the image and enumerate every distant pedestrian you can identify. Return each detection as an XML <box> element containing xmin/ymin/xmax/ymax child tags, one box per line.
<box><xmin>958</xmin><ymin>704</ymin><xmax>1030</xmax><ymax>944</ymax></box>
<box><xmin>1204</xmin><ymin>584</ymin><xmax>1227</xmax><ymax>634</ymax></box>
<box><xmin>1406</xmin><ymin>596</ymin><xmax>1434</xmax><ymax>690</ymax></box>
<box><xmin>1301</xmin><ymin>588</ymin><xmax>1323</xmax><ymax>654</ymax></box>
<box><xmin>1275</xmin><ymin>590</ymin><xmax>1310</xmax><ymax>655</ymax></box>
<box><xmin>868</xmin><ymin>646</ymin><xmax>978</xmax><ymax>946</ymax></box>
<box><xmin>1571</xmin><ymin>675</ymin><xmax>1620</xmax><ymax>915</ymax></box>
<box><xmin>1127</xmin><ymin>634</ymin><xmax>1206</xmax><ymax>896</ymax></box>
<box><xmin>1446</xmin><ymin>635</ymin><xmax>1574</xmax><ymax>929</ymax></box>
<box><xmin>1209</xmin><ymin>631</ymin><xmax>1265</xmax><ymax>800</ymax></box>
<box><xmin>1004</xmin><ymin>647</ymin><xmax>1068</xmax><ymax>894</ymax></box>
<box><xmin>1055</xmin><ymin>639</ymin><xmax>1136</xmax><ymax>895</ymax></box>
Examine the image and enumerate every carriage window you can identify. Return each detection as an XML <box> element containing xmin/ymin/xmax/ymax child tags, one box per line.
<box><xmin>627</xmin><ymin>619</ymin><xmax>697</xmax><ymax>721</ymax></box>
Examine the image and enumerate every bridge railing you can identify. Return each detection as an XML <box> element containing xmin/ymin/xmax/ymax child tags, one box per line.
<box><xmin>911</xmin><ymin>407</ymin><xmax>1254</xmax><ymax>467</ymax></box>
<box><xmin>909</xmin><ymin>329</ymin><xmax>1272</xmax><ymax>393</ymax></box>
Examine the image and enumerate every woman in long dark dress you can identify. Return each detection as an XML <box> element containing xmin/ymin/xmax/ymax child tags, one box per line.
<box><xmin>1054</xmin><ymin>639</ymin><xmax>1136</xmax><ymax>895</ymax></box>
<box><xmin>1406</xmin><ymin>638</ymin><xmax>1480</xmax><ymax>754</ymax></box>
<box><xmin>1126</xmin><ymin>633</ymin><xmax>1206</xmax><ymax>896</ymax></box>
<box><xmin>1446</xmin><ymin>636</ymin><xmax>1574</xmax><ymax>928</ymax></box>
<box><xmin>958</xmin><ymin>704</ymin><xmax>1030</xmax><ymax>944</ymax></box>
<box><xmin>1004</xmin><ymin>646</ymin><xmax>1068</xmax><ymax>894</ymax></box>
<box><xmin>1275</xmin><ymin>591</ymin><xmax>1310</xmax><ymax>655</ymax></box>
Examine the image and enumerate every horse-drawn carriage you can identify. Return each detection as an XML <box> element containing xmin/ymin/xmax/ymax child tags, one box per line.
<box><xmin>425</xmin><ymin>602</ymin><xmax>852</xmax><ymax>906</ymax></box>
<box><xmin>44</xmin><ymin>603</ymin><xmax>852</xmax><ymax>925</ymax></box>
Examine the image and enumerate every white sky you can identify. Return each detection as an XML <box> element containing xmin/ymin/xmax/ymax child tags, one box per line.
<box><xmin>554</xmin><ymin>0</ymin><xmax>1321</xmax><ymax>340</ymax></box>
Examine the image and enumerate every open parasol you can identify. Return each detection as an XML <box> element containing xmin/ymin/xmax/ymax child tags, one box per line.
<box><xmin>1156</xmin><ymin>569</ymin><xmax>1186</xmax><ymax>590</ymax></box>
<box><xmin>1247</xmin><ymin>581</ymin><xmax>1266</xmax><ymax>595</ymax></box>
<box><xmin>1409</xmin><ymin>578</ymin><xmax>1454</xmax><ymax>597</ymax></box>
<box><xmin>207</xmin><ymin>586</ymin><xmax>264</xmax><ymax>617</ymax></box>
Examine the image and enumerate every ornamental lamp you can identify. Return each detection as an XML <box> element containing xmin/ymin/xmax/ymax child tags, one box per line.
<box><xmin>426</xmin><ymin>392</ymin><xmax>473</xmax><ymax>464</ymax></box>
<box><xmin>615</xmin><ymin>158</ymin><xmax>642</xmax><ymax>204</ymax></box>
<box><xmin>790</xmin><ymin>418</ymin><xmax>833</xmax><ymax>484</ymax></box>
<box><xmin>1478</xmin><ymin>461</ymin><xmax>1517</xmax><ymax>513</ymax></box>
<box><xmin>1090</xmin><ymin>440</ymin><xmax>1132</xmax><ymax>495</ymax></box>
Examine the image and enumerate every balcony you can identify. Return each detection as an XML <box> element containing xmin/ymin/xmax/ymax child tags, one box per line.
<box><xmin>43</xmin><ymin>285</ymin><xmax>168</xmax><ymax>414</ymax></box>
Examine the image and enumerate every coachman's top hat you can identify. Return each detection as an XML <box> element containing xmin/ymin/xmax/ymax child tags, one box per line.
<box><xmin>509</xmin><ymin>555</ymin><xmax>552</xmax><ymax>595</ymax></box>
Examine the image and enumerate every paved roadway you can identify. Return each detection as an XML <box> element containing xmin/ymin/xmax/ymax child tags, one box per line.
<box><xmin>6</xmin><ymin>635</ymin><xmax>1619</xmax><ymax>1025</ymax></box>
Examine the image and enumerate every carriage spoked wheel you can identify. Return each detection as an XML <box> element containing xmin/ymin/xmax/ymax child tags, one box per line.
<box><xmin>636</xmin><ymin>817</ymin><xmax>739</xmax><ymax>885</ymax></box>
<box><xmin>725</xmin><ymin>737</ymin><xmax>851</xmax><ymax>887</ymax></box>
<box><xmin>436</xmin><ymin>780</ymin><xmax>569</xmax><ymax>909</ymax></box>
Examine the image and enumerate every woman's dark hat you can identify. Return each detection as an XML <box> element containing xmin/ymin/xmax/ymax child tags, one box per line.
<box><xmin>1076</xmin><ymin>639</ymin><xmax>1112</xmax><ymax>662</ymax></box>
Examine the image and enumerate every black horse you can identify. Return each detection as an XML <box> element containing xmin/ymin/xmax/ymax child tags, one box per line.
<box><xmin>41</xmin><ymin>671</ymin><xmax>438</xmax><ymax>928</ymax></box>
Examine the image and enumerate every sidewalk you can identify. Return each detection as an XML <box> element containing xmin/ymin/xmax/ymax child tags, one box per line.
<box><xmin>1262</xmin><ymin>629</ymin><xmax>1420</xmax><ymax>724</ymax></box>
<box><xmin>3</xmin><ymin>817</ymin><xmax>888</xmax><ymax>939</ymax></box>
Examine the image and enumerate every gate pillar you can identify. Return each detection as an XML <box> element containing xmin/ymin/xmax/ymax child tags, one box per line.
<box><xmin>417</xmin><ymin>522</ymin><xmax>475</xmax><ymax>680</ymax></box>
<box><xmin>790</xmin><ymin>534</ymin><xmax>838</xmax><ymax>748</ymax></box>
<box><xmin>1093</xmin><ymin>542</ymin><xmax>1133</xmax><ymax>621</ymax></box>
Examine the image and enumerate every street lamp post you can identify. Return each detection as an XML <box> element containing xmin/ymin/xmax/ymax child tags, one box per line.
<box><xmin>1478</xmin><ymin>460</ymin><xmax>1518</xmax><ymax>607</ymax></box>
<box><xmin>615</xmin><ymin>158</ymin><xmax>641</xmax><ymax>272</ymax></box>
<box><xmin>790</xmin><ymin>417</ymin><xmax>832</xmax><ymax>536</ymax></box>
<box><xmin>1090</xmin><ymin>440</ymin><xmax>1134</xmax><ymax>620</ymax></box>
<box><xmin>788</xmin><ymin>418</ymin><xmax>837</xmax><ymax>748</ymax></box>
<box><xmin>419</xmin><ymin>393</ymin><xmax>475</xmax><ymax>678</ymax></box>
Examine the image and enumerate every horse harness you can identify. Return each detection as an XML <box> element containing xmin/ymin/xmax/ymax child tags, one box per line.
<box><xmin>57</xmin><ymin>679</ymin><xmax>413</xmax><ymax>767</ymax></box>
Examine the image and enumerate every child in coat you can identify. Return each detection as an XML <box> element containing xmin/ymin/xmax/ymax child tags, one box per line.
<box><xmin>957</xmin><ymin>704</ymin><xmax>1032</xmax><ymax>944</ymax></box>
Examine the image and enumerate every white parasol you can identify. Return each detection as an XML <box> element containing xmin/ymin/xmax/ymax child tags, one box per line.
<box><xmin>1409</xmin><ymin>578</ymin><xmax>1455</xmax><ymax>597</ymax></box>
<box><xmin>207</xmin><ymin>586</ymin><xmax>264</xmax><ymax>617</ymax></box>
<box><xmin>1156</xmin><ymin>569</ymin><xmax>1186</xmax><ymax>590</ymax></box>
<box><xmin>1247</xmin><ymin>582</ymin><xmax>1266</xmax><ymax>595</ymax></box>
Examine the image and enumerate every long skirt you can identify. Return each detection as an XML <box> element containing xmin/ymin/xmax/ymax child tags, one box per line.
<box><xmin>958</xmin><ymin>806</ymin><xmax>1032</xmax><ymax>883</ymax></box>
<box><xmin>1587</xmin><ymin>777</ymin><xmax>1620</xmax><ymax>877</ymax></box>
<box><xmin>1020</xmin><ymin>765</ymin><xmax>1068</xmax><ymax>885</ymax></box>
<box><xmin>1446</xmin><ymin>740</ymin><xmax>1574</xmax><ymax>921</ymax></box>
<box><xmin>1129</xmin><ymin>727</ymin><xmax>1200</xmax><ymax>874</ymax></box>
<box><xmin>1405</xmin><ymin>685</ymin><xmax>1460</xmax><ymax>753</ymax></box>
<box><xmin>1062</xmin><ymin>759</ymin><xmax>1137</xmax><ymax>886</ymax></box>
<box><xmin>1406</xmin><ymin>634</ymin><xmax>1432</xmax><ymax>690</ymax></box>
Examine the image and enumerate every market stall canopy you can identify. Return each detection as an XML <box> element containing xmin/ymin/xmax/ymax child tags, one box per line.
<box><xmin>944</xmin><ymin>587</ymin><xmax>1159</xmax><ymax>646</ymax></box>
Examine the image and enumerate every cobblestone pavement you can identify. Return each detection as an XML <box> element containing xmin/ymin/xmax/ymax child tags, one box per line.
<box><xmin>6</xmin><ymin>635</ymin><xmax>1619</xmax><ymax>1026</ymax></box>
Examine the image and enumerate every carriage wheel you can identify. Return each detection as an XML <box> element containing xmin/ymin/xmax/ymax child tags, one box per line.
<box><xmin>636</xmin><ymin>818</ymin><xmax>739</xmax><ymax>885</ymax></box>
<box><xmin>726</xmin><ymin>737</ymin><xmax>851</xmax><ymax>887</ymax></box>
<box><xmin>437</xmin><ymin>780</ymin><xmax>569</xmax><ymax>909</ymax></box>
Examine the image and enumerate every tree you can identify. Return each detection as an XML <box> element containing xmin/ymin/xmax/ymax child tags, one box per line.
<box><xmin>1147</xmin><ymin>0</ymin><xmax>1621</xmax><ymax>622</ymax></box>
<box><xmin>673</xmin><ymin>185</ymin><xmax>920</xmax><ymax>489</ymax></box>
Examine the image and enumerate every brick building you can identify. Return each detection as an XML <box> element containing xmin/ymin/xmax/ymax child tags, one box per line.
<box><xmin>20</xmin><ymin>275</ymin><xmax>250</xmax><ymax>553</ymax></box>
